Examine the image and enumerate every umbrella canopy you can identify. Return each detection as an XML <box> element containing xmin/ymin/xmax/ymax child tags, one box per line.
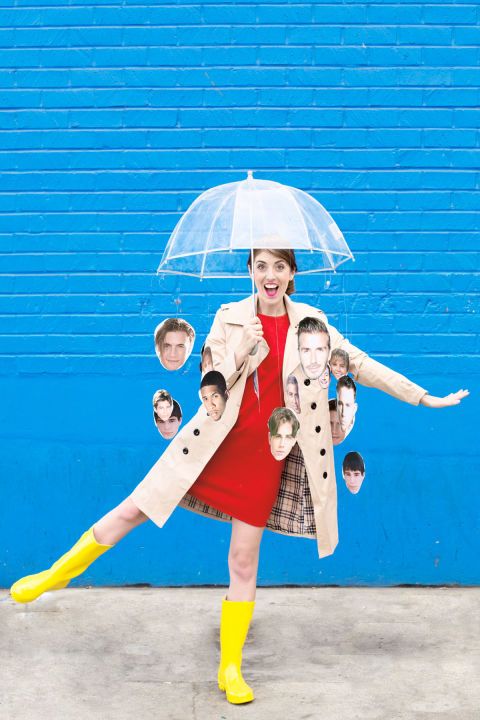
<box><xmin>157</xmin><ymin>171</ymin><xmax>354</xmax><ymax>278</ymax></box>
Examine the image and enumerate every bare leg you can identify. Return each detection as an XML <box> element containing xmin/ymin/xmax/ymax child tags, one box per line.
<box><xmin>218</xmin><ymin>518</ymin><xmax>263</xmax><ymax>704</ymax></box>
<box><xmin>227</xmin><ymin>518</ymin><xmax>264</xmax><ymax>601</ymax></box>
<box><xmin>10</xmin><ymin>495</ymin><xmax>149</xmax><ymax>603</ymax></box>
<box><xmin>93</xmin><ymin>495</ymin><xmax>148</xmax><ymax>546</ymax></box>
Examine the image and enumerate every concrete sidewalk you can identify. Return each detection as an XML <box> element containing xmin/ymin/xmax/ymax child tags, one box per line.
<box><xmin>1</xmin><ymin>587</ymin><xmax>478</xmax><ymax>720</ymax></box>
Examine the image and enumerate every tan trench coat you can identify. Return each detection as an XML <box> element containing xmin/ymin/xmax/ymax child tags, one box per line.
<box><xmin>131</xmin><ymin>295</ymin><xmax>427</xmax><ymax>558</ymax></box>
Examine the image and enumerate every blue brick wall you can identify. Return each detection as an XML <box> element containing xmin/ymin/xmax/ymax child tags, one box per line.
<box><xmin>1</xmin><ymin>1</ymin><xmax>479</xmax><ymax>587</ymax></box>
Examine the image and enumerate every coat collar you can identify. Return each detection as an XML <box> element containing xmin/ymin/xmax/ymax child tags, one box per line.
<box><xmin>220</xmin><ymin>293</ymin><xmax>309</xmax><ymax>329</ymax></box>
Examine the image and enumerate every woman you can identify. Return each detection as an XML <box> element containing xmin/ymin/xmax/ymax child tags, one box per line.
<box><xmin>10</xmin><ymin>249</ymin><xmax>468</xmax><ymax>706</ymax></box>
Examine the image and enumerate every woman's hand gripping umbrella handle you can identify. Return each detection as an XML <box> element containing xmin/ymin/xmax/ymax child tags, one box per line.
<box><xmin>234</xmin><ymin>316</ymin><xmax>264</xmax><ymax>371</ymax></box>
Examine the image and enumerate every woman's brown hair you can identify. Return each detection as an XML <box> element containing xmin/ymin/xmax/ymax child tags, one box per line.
<box><xmin>247</xmin><ymin>248</ymin><xmax>297</xmax><ymax>295</ymax></box>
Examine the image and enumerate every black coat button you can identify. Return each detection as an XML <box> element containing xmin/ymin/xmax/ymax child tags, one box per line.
<box><xmin>320</xmin><ymin>448</ymin><xmax>326</xmax><ymax>456</ymax></box>
<box><xmin>193</xmin><ymin>429</ymin><xmax>200</xmax><ymax>436</ymax></box>
<box><xmin>183</xmin><ymin>448</ymin><xmax>189</xmax><ymax>455</ymax></box>
<box><xmin>323</xmin><ymin>471</ymin><xmax>328</xmax><ymax>478</ymax></box>
<box><xmin>304</xmin><ymin>378</ymin><xmax>310</xmax><ymax>386</ymax></box>
<box><xmin>315</xmin><ymin>426</ymin><xmax>321</xmax><ymax>433</ymax></box>
<box><xmin>311</xmin><ymin>402</ymin><xmax>317</xmax><ymax>410</ymax></box>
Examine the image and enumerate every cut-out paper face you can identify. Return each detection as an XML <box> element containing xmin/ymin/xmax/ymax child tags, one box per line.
<box><xmin>201</xmin><ymin>346</ymin><xmax>214</xmax><ymax>376</ymax></box>
<box><xmin>329</xmin><ymin>400</ymin><xmax>346</xmax><ymax>446</ymax></box>
<box><xmin>154</xmin><ymin>399</ymin><xmax>182</xmax><ymax>440</ymax></box>
<box><xmin>319</xmin><ymin>365</ymin><xmax>330</xmax><ymax>390</ymax></box>
<box><xmin>269</xmin><ymin>420</ymin><xmax>297</xmax><ymax>461</ymax></box>
<box><xmin>152</xmin><ymin>389</ymin><xmax>174</xmax><ymax>422</ymax></box>
<box><xmin>336</xmin><ymin>376</ymin><xmax>358</xmax><ymax>436</ymax></box>
<box><xmin>200</xmin><ymin>370</ymin><xmax>229</xmax><ymax>421</ymax></box>
<box><xmin>267</xmin><ymin>407</ymin><xmax>300</xmax><ymax>461</ymax></box>
<box><xmin>330</xmin><ymin>348</ymin><xmax>350</xmax><ymax>381</ymax></box>
<box><xmin>342</xmin><ymin>452</ymin><xmax>366</xmax><ymax>494</ymax></box>
<box><xmin>156</xmin><ymin>399</ymin><xmax>173</xmax><ymax>421</ymax></box>
<box><xmin>298</xmin><ymin>331</ymin><xmax>330</xmax><ymax>380</ymax></box>
<box><xmin>154</xmin><ymin>318</ymin><xmax>195</xmax><ymax>371</ymax></box>
<box><xmin>285</xmin><ymin>375</ymin><xmax>301</xmax><ymax>414</ymax></box>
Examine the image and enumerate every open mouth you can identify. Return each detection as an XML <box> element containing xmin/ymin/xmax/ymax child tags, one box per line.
<box><xmin>264</xmin><ymin>284</ymin><xmax>279</xmax><ymax>298</ymax></box>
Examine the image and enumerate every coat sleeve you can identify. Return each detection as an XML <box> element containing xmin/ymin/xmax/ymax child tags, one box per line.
<box><xmin>204</xmin><ymin>308</ymin><xmax>246</xmax><ymax>391</ymax></box>
<box><xmin>324</xmin><ymin>315</ymin><xmax>428</xmax><ymax>406</ymax></box>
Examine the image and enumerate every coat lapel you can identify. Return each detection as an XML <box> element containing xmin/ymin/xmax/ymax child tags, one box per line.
<box><xmin>219</xmin><ymin>295</ymin><xmax>256</xmax><ymax>326</ymax></box>
<box><xmin>220</xmin><ymin>293</ymin><xmax>318</xmax><ymax>387</ymax></box>
<box><xmin>282</xmin><ymin>295</ymin><xmax>304</xmax><ymax>387</ymax></box>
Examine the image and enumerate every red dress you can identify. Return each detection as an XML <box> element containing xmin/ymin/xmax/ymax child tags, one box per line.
<box><xmin>188</xmin><ymin>312</ymin><xmax>290</xmax><ymax>527</ymax></box>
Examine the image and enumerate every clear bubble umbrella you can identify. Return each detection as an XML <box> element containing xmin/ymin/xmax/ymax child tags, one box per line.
<box><xmin>157</xmin><ymin>171</ymin><xmax>354</xmax><ymax>398</ymax></box>
<box><xmin>157</xmin><ymin>171</ymin><xmax>354</xmax><ymax>280</ymax></box>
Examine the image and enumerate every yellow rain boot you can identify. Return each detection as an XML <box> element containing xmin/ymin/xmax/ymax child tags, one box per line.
<box><xmin>217</xmin><ymin>597</ymin><xmax>255</xmax><ymax>704</ymax></box>
<box><xmin>10</xmin><ymin>527</ymin><xmax>113</xmax><ymax>604</ymax></box>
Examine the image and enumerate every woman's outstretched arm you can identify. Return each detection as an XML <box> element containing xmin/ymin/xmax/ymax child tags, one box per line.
<box><xmin>325</xmin><ymin>316</ymin><xmax>469</xmax><ymax>408</ymax></box>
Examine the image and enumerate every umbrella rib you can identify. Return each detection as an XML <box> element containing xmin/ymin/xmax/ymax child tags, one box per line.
<box><xmin>161</xmin><ymin>182</ymin><xmax>237</xmax><ymax>269</ymax></box>
<box><xmin>158</xmin><ymin>252</ymin><xmax>354</xmax><ymax>278</ymax></box>
<box><xmin>287</xmin><ymin>188</ymin><xmax>312</xmax><ymax>252</ymax></box>
<box><xmin>157</xmin><ymin>177</ymin><xmax>354</xmax><ymax>278</ymax></box>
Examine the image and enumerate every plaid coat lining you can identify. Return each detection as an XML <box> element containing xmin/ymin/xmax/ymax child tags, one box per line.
<box><xmin>179</xmin><ymin>442</ymin><xmax>317</xmax><ymax>539</ymax></box>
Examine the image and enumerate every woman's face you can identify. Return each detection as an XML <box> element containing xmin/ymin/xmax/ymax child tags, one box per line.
<box><xmin>251</xmin><ymin>251</ymin><xmax>294</xmax><ymax>311</ymax></box>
